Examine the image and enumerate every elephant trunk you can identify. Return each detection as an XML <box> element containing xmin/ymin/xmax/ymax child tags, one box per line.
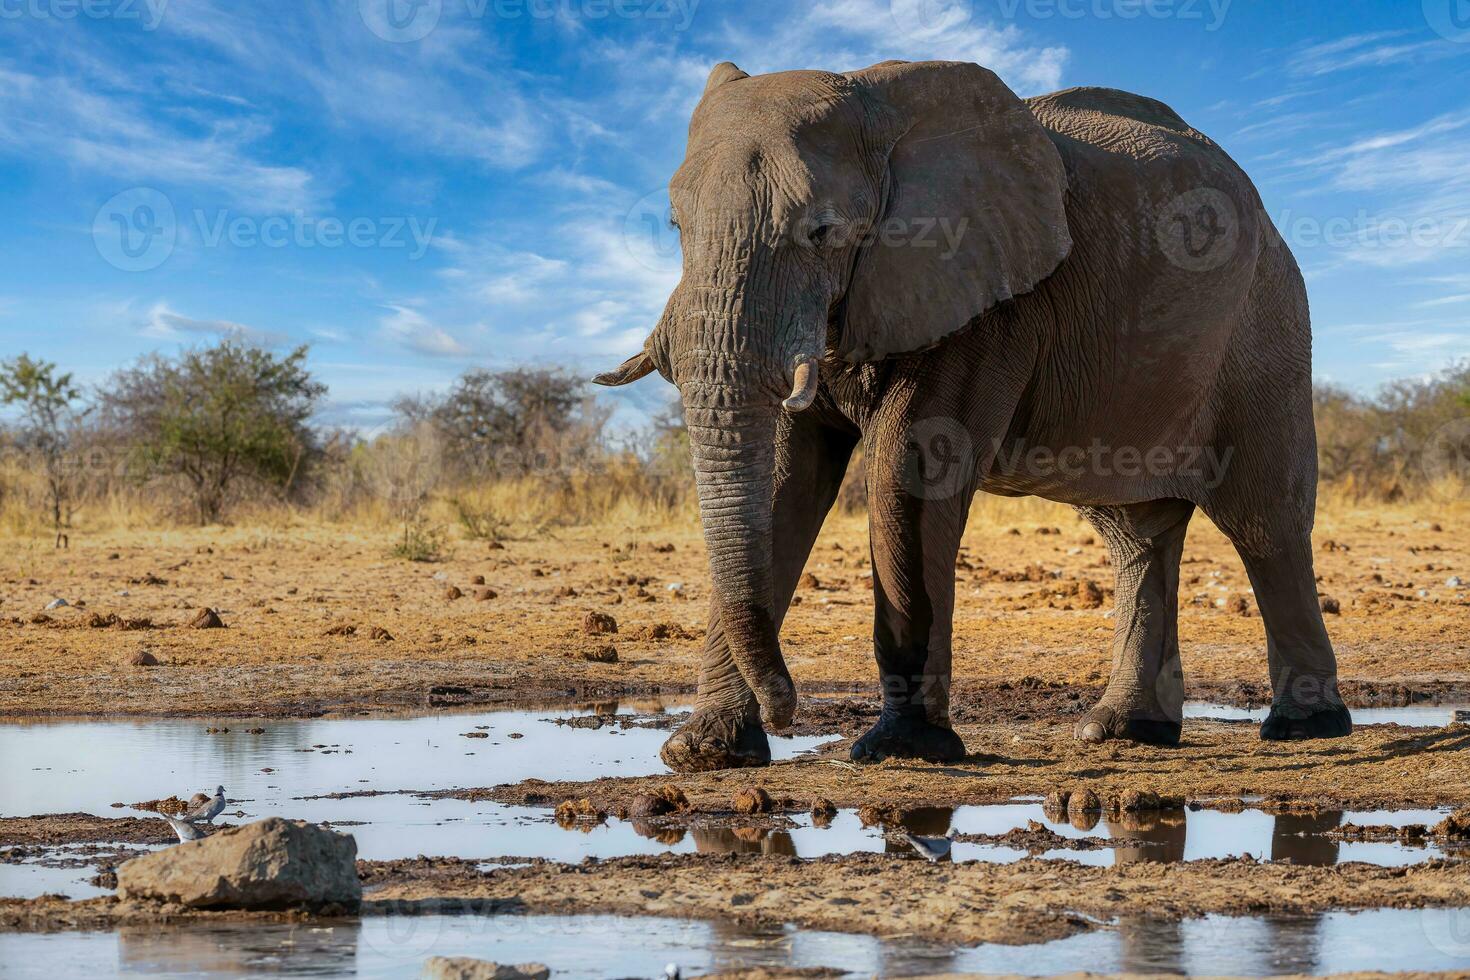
<box><xmin>683</xmin><ymin>391</ymin><xmax>797</xmax><ymax>729</ymax></box>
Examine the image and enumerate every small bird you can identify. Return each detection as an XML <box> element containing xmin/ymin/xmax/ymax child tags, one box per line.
<box><xmin>165</xmin><ymin>814</ymin><xmax>209</xmax><ymax>842</ymax></box>
<box><xmin>182</xmin><ymin>785</ymin><xmax>226</xmax><ymax>823</ymax></box>
<box><xmin>902</xmin><ymin>831</ymin><xmax>953</xmax><ymax>862</ymax></box>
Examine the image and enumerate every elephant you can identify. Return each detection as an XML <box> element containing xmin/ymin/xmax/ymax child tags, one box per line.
<box><xmin>594</xmin><ymin>59</ymin><xmax>1352</xmax><ymax>773</ymax></box>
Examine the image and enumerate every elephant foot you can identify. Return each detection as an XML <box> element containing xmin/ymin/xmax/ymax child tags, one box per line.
<box><xmin>660</xmin><ymin>706</ymin><xmax>771</xmax><ymax>773</ymax></box>
<box><xmin>850</xmin><ymin>711</ymin><xmax>966</xmax><ymax>764</ymax></box>
<box><xmin>1074</xmin><ymin>703</ymin><xmax>1182</xmax><ymax>746</ymax></box>
<box><xmin>1260</xmin><ymin>701</ymin><xmax>1352</xmax><ymax>741</ymax></box>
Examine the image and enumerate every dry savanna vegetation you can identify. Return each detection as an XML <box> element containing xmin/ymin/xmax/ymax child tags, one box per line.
<box><xmin>0</xmin><ymin>343</ymin><xmax>1466</xmax><ymax>716</ymax></box>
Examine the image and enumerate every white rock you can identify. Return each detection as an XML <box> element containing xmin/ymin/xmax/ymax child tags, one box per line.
<box><xmin>422</xmin><ymin>958</ymin><xmax>549</xmax><ymax>980</ymax></box>
<box><xmin>665</xmin><ymin>582</ymin><xmax>683</xmax><ymax>591</ymax></box>
<box><xmin>44</xmin><ymin>598</ymin><xmax>68</xmax><ymax>609</ymax></box>
<box><xmin>1447</xmin><ymin>576</ymin><xmax>1464</xmax><ymax>588</ymax></box>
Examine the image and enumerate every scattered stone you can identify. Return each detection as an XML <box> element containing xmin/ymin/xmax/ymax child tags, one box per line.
<box><xmin>126</xmin><ymin>651</ymin><xmax>158</xmax><ymax>667</ymax></box>
<box><xmin>1075</xmin><ymin>580</ymin><xmax>1105</xmax><ymax>609</ymax></box>
<box><xmin>554</xmin><ymin>798</ymin><xmax>606</xmax><ymax>827</ymax></box>
<box><xmin>44</xmin><ymin>598</ymin><xmax>69</xmax><ymax>610</ymax></box>
<box><xmin>130</xmin><ymin>795</ymin><xmax>190</xmax><ymax>815</ymax></box>
<box><xmin>630</xmin><ymin>622</ymin><xmax>695</xmax><ymax>641</ymax></box>
<box><xmin>474</xmin><ymin>588</ymin><xmax>498</xmax><ymax>601</ymax></box>
<box><xmin>1226</xmin><ymin>595</ymin><xmax>1250</xmax><ymax>616</ymax></box>
<box><xmin>1448</xmin><ymin>576</ymin><xmax>1464</xmax><ymax>588</ymax></box>
<box><xmin>628</xmin><ymin>785</ymin><xmax>689</xmax><ymax>820</ymax></box>
<box><xmin>652</xmin><ymin>543</ymin><xmax>676</xmax><ymax>553</ymax></box>
<box><xmin>1117</xmin><ymin>789</ymin><xmax>1161</xmax><ymax>813</ymax></box>
<box><xmin>582</xmin><ymin>611</ymin><xmax>618</xmax><ymax>636</ymax></box>
<box><xmin>810</xmin><ymin>798</ymin><xmax>837</xmax><ymax>825</ymax></box>
<box><xmin>1433</xmin><ymin>808</ymin><xmax>1470</xmax><ymax>839</ymax></box>
<box><xmin>422</xmin><ymin>958</ymin><xmax>550</xmax><ymax>980</ymax></box>
<box><xmin>569</xmin><ymin>645</ymin><xmax>618</xmax><ymax>664</ymax></box>
<box><xmin>444</xmin><ymin>586</ymin><xmax>463</xmax><ymax>601</ymax></box>
<box><xmin>732</xmin><ymin>787</ymin><xmax>774</xmax><ymax>814</ymax></box>
<box><xmin>1319</xmin><ymin>595</ymin><xmax>1341</xmax><ymax>615</ymax></box>
<box><xmin>553</xmin><ymin>586</ymin><xmax>578</xmax><ymax>598</ymax></box>
<box><xmin>368</xmin><ymin>626</ymin><xmax>394</xmax><ymax>642</ymax></box>
<box><xmin>323</xmin><ymin>624</ymin><xmax>357</xmax><ymax>637</ymax></box>
<box><xmin>471</xmin><ymin>575</ymin><xmax>486</xmax><ymax>585</ymax></box>
<box><xmin>116</xmin><ymin>817</ymin><xmax>360</xmax><ymax>911</ymax></box>
<box><xmin>1044</xmin><ymin>788</ymin><xmax>1070</xmax><ymax>813</ymax></box>
<box><xmin>1068</xmin><ymin>788</ymin><xmax>1102</xmax><ymax>813</ymax></box>
<box><xmin>188</xmin><ymin>608</ymin><xmax>225</xmax><ymax>629</ymax></box>
<box><xmin>461</xmin><ymin>731</ymin><xmax>489</xmax><ymax>739</ymax></box>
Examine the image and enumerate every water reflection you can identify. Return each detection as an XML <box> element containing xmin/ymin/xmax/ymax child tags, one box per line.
<box><xmin>613</xmin><ymin>804</ymin><xmax>1444</xmax><ymax>869</ymax></box>
<box><xmin>3</xmin><ymin>909</ymin><xmax>1469</xmax><ymax>978</ymax></box>
<box><xmin>117</xmin><ymin>921</ymin><xmax>361</xmax><ymax>976</ymax></box>
<box><xmin>1107</xmin><ymin>811</ymin><xmax>1187</xmax><ymax>863</ymax></box>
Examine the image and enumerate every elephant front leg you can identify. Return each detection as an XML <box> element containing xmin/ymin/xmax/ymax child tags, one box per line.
<box><xmin>659</xmin><ymin>411</ymin><xmax>858</xmax><ymax>773</ymax></box>
<box><xmin>1073</xmin><ymin>500</ymin><xmax>1195</xmax><ymax>746</ymax></box>
<box><xmin>659</xmin><ymin>609</ymin><xmax>771</xmax><ymax>772</ymax></box>
<box><xmin>850</xmin><ymin>467</ymin><xmax>969</xmax><ymax>764</ymax></box>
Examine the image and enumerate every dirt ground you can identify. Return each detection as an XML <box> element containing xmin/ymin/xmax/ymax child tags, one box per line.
<box><xmin>3</xmin><ymin>502</ymin><xmax>1469</xmax><ymax>961</ymax></box>
<box><xmin>0</xmin><ymin>503</ymin><xmax>1465</xmax><ymax>718</ymax></box>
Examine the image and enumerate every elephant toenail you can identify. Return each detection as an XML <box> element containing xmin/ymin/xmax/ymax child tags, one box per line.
<box><xmin>1079</xmin><ymin>722</ymin><xmax>1106</xmax><ymax>743</ymax></box>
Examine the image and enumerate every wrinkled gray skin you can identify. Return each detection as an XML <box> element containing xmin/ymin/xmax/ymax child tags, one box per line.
<box><xmin>596</xmin><ymin>60</ymin><xmax>1351</xmax><ymax>772</ymax></box>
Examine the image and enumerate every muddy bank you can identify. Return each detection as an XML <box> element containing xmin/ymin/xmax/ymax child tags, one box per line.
<box><xmin>0</xmin><ymin>814</ymin><xmax>240</xmax><ymax>847</ymax></box>
<box><xmin>355</xmin><ymin>853</ymin><xmax>1470</xmax><ymax>947</ymax></box>
<box><xmin>8</xmin><ymin>852</ymin><xmax>1467</xmax><ymax>943</ymax></box>
<box><xmin>471</xmin><ymin>721</ymin><xmax>1470</xmax><ymax>811</ymax></box>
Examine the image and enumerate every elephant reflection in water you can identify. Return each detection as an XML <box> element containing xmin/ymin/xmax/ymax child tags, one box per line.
<box><xmin>1106</xmin><ymin>811</ymin><xmax>1188</xmax><ymax>864</ymax></box>
<box><xmin>1111</xmin><ymin>811</ymin><xmax>1339</xmax><ymax>975</ymax></box>
<box><xmin>693</xmin><ymin>826</ymin><xmax>797</xmax><ymax>857</ymax></box>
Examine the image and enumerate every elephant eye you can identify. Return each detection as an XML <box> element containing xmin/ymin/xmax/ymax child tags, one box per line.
<box><xmin>809</xmin><ymin>223</ymin><xmax>836</xmax><ymax>247</ymax></box>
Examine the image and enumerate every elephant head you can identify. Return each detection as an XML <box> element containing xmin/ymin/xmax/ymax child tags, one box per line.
<box><xmin>594</xmin><ymin>60</ymin><xmax>1071</xmax><ymax>729</ymax></box>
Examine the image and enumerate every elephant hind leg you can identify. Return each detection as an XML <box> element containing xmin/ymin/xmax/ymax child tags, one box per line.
<box><xmin>1074</xmin><ymin>498</ymin><xmax>1195</xmax><ymax>746</ymax></box>
<box><xmin>1227</xmin><ymin>529</ymin><xmax>1351</xmax><ymax>740</ymax></box>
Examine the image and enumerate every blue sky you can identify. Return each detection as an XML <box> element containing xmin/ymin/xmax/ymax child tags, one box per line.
<box><xmin>1</xmin><ymin>0</ymin><xmax>1466</xmax><ymax>431</ymax></box>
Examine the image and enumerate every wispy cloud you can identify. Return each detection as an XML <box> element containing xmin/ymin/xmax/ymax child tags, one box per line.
<box><xmin>1286</xmin><ymin>31</ymin><xmax>1460</xmax><ymax>77</ymax></box>
<box><xmin>137</xmin><ymin>302</ymin><xmax>288</xmax><ymax>346</ymax></box>
<box><xmin>376</xmin><ymin>304</ymin><xmax>470</xmax><ymax>357</ymax></box>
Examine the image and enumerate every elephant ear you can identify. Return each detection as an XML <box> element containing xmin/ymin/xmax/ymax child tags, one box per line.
<box><xmin>839</xmin><ymin>61</ymin><xmax>1071</xmax><ymax>362</ymax></box>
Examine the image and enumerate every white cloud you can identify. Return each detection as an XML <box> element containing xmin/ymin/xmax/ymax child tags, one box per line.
<box><xmin>137</xmin><ymin>302</ymin><xmax>288</xmax><ymax>346</ymax></box>
<box><xmin>376</xmin><ymin>304</ymin><xmax>470</xmax><ymax>357</ymax></box>
<box><xmin>0</xmin><ymin>68</ymin><xmax>316</xmax><ymax>213</ymax></box>
<box><xmin>1286</xmin><ymin>31</ymin><xmax>1459</xmax><ymax>77</ymax></box>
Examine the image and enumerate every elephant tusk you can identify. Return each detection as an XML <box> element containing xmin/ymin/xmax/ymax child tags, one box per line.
<box><xmin>782</xmin><ymin>356</ymin><xmax>820</xmax><ymax>412</ymax></box>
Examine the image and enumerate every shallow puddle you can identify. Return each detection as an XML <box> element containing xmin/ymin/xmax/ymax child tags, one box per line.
<box><xmin>1</xmin><ymin>907</ymin><xmax>1468</xmax><ymax>977</ymax></box>
<box><xmin>1</xmin><ymin>703</ymin><xmax>1457</xmax><ymax>900</ymax></box>
<box><xmin>1185</xmin><ymin>701</ymin><xmax>1470</xmax><ymax>727</ymax></box>
<box><xmin>0</xmin><ymin>702</ymin><xmax>831</xmax><ymax>899</ymax></box>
